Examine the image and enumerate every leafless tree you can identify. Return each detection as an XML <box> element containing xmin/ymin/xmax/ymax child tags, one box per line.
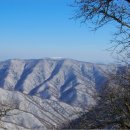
<box><xmin>97</xmin><ymin>68</ymin><xmax>130</xmax><ymax>129</ymax></box>
<box><xmin>65</xmin><ymin>1</ymin><xmax>130</xmax><ymax>129</ymax></box>
<box><xmin>73</xmin><ymin>0</ymin><xmax>130</xmax><ymax>54</ymax></box>
<box><xmin>0</xmin><ymin>104</ymin><xmax>15</xmax><ymax>129</ymax></box>
<box><xmin>65</xmin><ymin>66</ymin><xmax>130</xmax><ymax>129</ymax></box>
<box><xmin>0</xmin><ymin>100</ymin><xmax>19</xmax><ymax>129</ymax></box>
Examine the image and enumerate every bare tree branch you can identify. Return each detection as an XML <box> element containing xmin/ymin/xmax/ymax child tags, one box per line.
<box><xmin>73</xmin><ymin>0</ymin><xmax>130</xmax><ymax>54</ymax></box>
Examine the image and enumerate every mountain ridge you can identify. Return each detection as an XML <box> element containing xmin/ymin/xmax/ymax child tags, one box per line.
<box><xmin>0</xmin><ymin>58</ymin><xmax>111</xmax><ymax>129</ymax></box>
<box><xmin>0</xmin><ymin>59</ymin><xmax>108</xmax><ymax>106</ymax></box>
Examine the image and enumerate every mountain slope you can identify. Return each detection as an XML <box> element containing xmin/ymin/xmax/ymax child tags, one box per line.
<box><xmin>0</xmin><ymin>88</ymin><xmax>81</xmax><ymax>130</ymax></box>
<box><xmin>0</xmin><ymin>59</ymin><xmax>109</xmax><ymax>129</ymax></box>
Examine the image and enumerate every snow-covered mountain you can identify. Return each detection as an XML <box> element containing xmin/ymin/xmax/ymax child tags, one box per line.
<box><xmin>0</xmin><ymin>59</ymin><xmax>109</xmax><ymax>129</ymax></box>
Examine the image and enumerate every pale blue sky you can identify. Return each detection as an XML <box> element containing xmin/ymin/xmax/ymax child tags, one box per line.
<box><xmin>0</xmin><ymin>0</ymin><xmax>115</xmax><ymax>63</ymax></box>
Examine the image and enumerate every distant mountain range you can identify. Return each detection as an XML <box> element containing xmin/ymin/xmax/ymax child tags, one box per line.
<box><xmin>0</xmin><ymin>59</ymin><xmax>111</xmax><ymax>130</ymax></box>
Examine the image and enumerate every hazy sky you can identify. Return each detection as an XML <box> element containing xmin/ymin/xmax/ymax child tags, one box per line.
<box><xmin>0</xmin><ymin>0</ymin><xmax>115</xmax><ymax>63</ymax></box>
